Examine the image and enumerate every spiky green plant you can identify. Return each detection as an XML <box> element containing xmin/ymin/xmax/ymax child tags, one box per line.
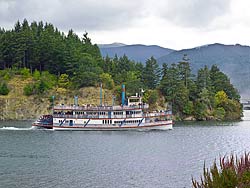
<box><xmin>192</xmin><ymin>153</ymin><xmax>250</xmax><ymax>188</ymax></box>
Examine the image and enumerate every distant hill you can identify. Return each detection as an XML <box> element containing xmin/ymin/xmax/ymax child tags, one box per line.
<box><xmin>99</xmin><ymin>44</ymin><xmax>175</xmax><ymax>63</ymax></box>
<box><xmin>98</xmin><ymin>42</ymin><xmax>126</xmax><ymax>48</ymax></box>
<box><xmin>157</xmin><ymin>43</ymin><xmax>250</xmax><ymax>98</ymax></box>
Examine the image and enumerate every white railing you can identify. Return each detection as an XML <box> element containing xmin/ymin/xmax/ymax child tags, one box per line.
<box><xmin>53</xmin><ymin>104</ymin><xmax>149</xmax><ymax>111</ymax></box>
<box><xmin>53</xmin><ymin>111</ymin><xmax>171</xmax><ymax>119</ymax></box>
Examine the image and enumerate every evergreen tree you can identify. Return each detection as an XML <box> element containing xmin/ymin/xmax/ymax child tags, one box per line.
<box><xmin>196</xmin><ymin>65</ymin><xmax>211</xmax><ymax>93</ymax></box>
<box><xmin>210</xmin><ymin>65</ymin><xmax>240</xmax><ymax>101</ymax></box>
<box><xmin>142</xmin><ymin>56</ymin><xmax>161</xmax><ymax>89</ymax></box>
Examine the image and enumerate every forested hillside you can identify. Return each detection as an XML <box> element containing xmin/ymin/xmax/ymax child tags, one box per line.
<box><xmin>157</xmin><ymin>43</ymin><xmax>250</xmax><ymax>97</ymax></box>
<box><xmin>0</xmin><ymin>20</ymin><xmax>242</xmax><ymax>121</ymax></box>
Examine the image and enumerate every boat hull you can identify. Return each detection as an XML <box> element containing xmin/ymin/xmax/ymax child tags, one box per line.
<box><xmin>53</xmin><ymin>121</ymin><xmax>173</xmax><ymax>131</ymax></box>
<box><xmin>32</xmin><ymin>123</ymin><xmax>53</xmax><ymax>129</ymax></box>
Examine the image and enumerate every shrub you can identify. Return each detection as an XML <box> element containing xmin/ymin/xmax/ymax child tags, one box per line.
<box><xmin>40</xmin><ymin>71</ymin><xmax>57</xmax><ymax>89</ymax></box>
<box><xmin>0</xmin><ymin>69</ymin><xmax>12</xmax><ymax>81</ymax></box>
<box><xmin>0</xmin><ymin>83</ymin><xmax>10</xmax><ymax>95</ymax></box>
<box><xmin>192</xmin><ymin>153</ymin><xmax>250</xmax><ymax>188</ymax></box>
<box><xmin>183</xmin><ymin>101</ymin><xmax>194</xmax><ymax>115</ymax></box>
<box><xmin>99</xmin><ymin>73</ymin><xmax>114</xmax><ymax>90</ymax></box>
<box><xmin>213</xmin><ymin>107</ymin><xmax>226</xmax><ymax>120</ymax></box>
<box><xmin>58</xmin><ymin>74</ymin><xmax>70</xmax><ymax>89</ymax></box>
<box><xmin>19</xmin><ymin>68</ymin><xmax>31</xmax><ymax>79</ymax></box>
<box><xmin>24</xmin><ymin>80</ymin><xmax>49</xmax><ymax>96</ymax></box>
<box><xmin>33</xmin><ymin>70</ymin><xmax>41</xmax><ymax>80</ymax></box>
<box><xmin>23</xmin><ymin>84</ymin><xmax>34</xmax><ymax>96</ymax></box>
<box><xmin>194</xmin><ymin>101</ymin><xmax>207</xmax><ymax>120</ymax></box>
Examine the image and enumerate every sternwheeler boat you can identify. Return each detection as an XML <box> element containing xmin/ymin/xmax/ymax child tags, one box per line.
<box><xmin>32</xmin><ymin>115</ymin><xmax>53</xmax><ymax>129</ymax></box>
<box><xmin>33</xmin><ymin>85</ymin><xmax>173</xmax><ymax>131</ymax></box>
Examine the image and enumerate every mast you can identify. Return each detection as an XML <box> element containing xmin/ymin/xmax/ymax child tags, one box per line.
<box><xmin>100</xmin><ymin>83</ymin><xmax>102</xmax><ymax>106</ymax></box>
<box><xmin>122</xmin><ymin>84</ymin><xmax>125</xmax><ymax>106</ymax></box>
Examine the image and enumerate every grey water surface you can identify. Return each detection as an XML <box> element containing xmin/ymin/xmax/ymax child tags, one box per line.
<box><xmin>1</xmin><ymin>120</ymin><xmax>250</xmax><ymax>188</ymax></box>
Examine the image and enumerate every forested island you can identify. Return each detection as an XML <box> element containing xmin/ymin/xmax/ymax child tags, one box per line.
<box><xmin>0</xmin><ymin>20</ymin><xmax>242</xmax><ymax>121</ymax></box>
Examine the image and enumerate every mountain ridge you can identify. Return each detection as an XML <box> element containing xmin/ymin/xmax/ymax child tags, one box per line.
<box><xmin>99</xmin><ymin>42</ymin><xmax>250</xmax><ymax>97</ymax></box>
<box><xmin>99</xmin><ymin>44</ymin><xmax>175</xmax><ymax>63</ymax></box>
<box><xmin>157</xmin><ymin>43</ymin><xmax>250</xmax><ymax>98</ymax></box>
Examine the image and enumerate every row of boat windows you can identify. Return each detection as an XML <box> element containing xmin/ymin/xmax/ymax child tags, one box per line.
<box><xmin>113</xmin><ymin>111</ymin><xmax>123</xmax><ymax>115</ymax></box>
<box><xmin>126</xmin><ymin>111</ymin><xmax>141</xmax><ymax>115</ymax></box>
<box><xmin>58</xmin><ymin>119</ymin><xmax>142</xmax><ymax>123</ymax></box>
<box><xmin>114</xmin><ymin>120</ymin><xmax>141</xmax><ymax>124</ymax></box>
<box><xmin>59</xmin><ymin>120</ymin><xmax>71</xmax><ymax>123</ymax></box>
<box><xmin>103</xmin><ymin>120</ymin><xmax>112</xmax><ymax>124</ymax></box>
<box><xmin>101</xmin><ymin>120</ymin><xmax>142</xmax><ymax>124</ymax></box>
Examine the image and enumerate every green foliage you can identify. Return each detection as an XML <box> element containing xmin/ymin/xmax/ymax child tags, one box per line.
<box><xmin>213</xmin><ymin>107</ymin><xmax>226</xmax><ymax>120</ymax></box>
<box><xmin>210</xmin><ymin>65</ymin><xmax>240</xmax><ymax>101</ymax></box>
<box><xmin>75</xmin><ymin>71</ymin><xmax>100</xmax><ymax>88</ymax></box>
<box><xmin>19</xmin><ymin>68</ymin><xmax>31</xmax><ymax>78</ymax></box>
<box><xmin>196</xmin><ymin>65</ymin><xmax>211</xmax><ymax>93</ymax></box>
<box><xmin>23</xmin><ymin>71</ymin><xmax>55</xmax><ymax>96</ymax></box>
<box><xmin>36</xmin><ymin>80</ymin><xmax>47</xmax><ymax>94</ymax></box>
<box><xmin>33</xmin><ymin>69</ymin><xmax>41</xmax><ymax>80</ymax></box>
<box><xmin>183</xmin><ymin>101</ymin><xmax>194</xmax><ymax>115</ymax></box>
<box><xmin>223</xmin><ymin>99</ymin><xmax>242</xmax><ymax>120</ymax></box>
<box><xmin>124</xmin><ymin>71</ymin><xmax>143</xmax><ymax>96</ymax></box>
<box><xmin>58</xmin><ymin>74</ymin><xmax>70</xmax><ymax>89</ymax></box>
<box><xmin>23</xmin><ymin>83</ymin><xmax>34</xmax><ymax>96</ymax></box>
<box><xmin>194</xmin><ymin>100</ymin><xmax>207</xmax><ymax>120</ymax></box>
<box><xmin>192</xmin><ymin>153</ymin><xmax>250</xmax><ymax>188</ymax></box>
<box><xmin>143</xmin><ymin>90</ymin><xmax>159</xmax><ymax>106</ymax></box>
<box><xmin>0</xmin><ymin>69</ymin><xmax>13</xmax><ymax>81</ymax></box>
<box><xmin>214</xmin><ymin>90</ymin><xmax>241</xmax><ymax>120</ymax></box>
<box><xmin>40</xmin><ymin>71</ymin><xmax>57</xmax><ymax>89</ymax></box>
<box><xmin>159</xmin><ymin>60</ymin><xmax>241</xmax><ymax>120</ymax></box>
<box><xmin>99</xmin><ymin>73</ymin><xmax>114</xmax><ymax>90</ymax></box>
<box><xmin>215</xmin><ymin>90</ymin><xmax>228</xmax><ymax>106</ymax></box>
<box><xmin>198</xmin><ymin>88</ymin><xmax>213</xmax><ymax>110</ymax></box>
<box><xmin>0</xmin><ymin>19</ymin><xmax>102</xmax><ymax>78</ymax></box>
<box><xmin>72</xmin><ymin>55</ymin><xmax>103</xmax><ymax>88</ymax></box>
<box><xmin>24</xmin><ymin>80</ymin><xmax>49</xmax><ymax>95</ymax></box>
<box><xmin>142</xmin><ymin>56</ymin><xmax>161</xmax><ymax>89</ymax></box>
<box><xmin>0</xmin><ymin>19</ymin><xmax>241</xmax><ymax>120</ymax></box>
<box><xmin>0</xmin><ymin>82</ymin><xmax>10</xmax><ymax>95</ymax></box>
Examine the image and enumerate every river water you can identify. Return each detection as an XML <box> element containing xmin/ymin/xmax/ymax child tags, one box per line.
<box><xmin>1</xmin><ymin>120</ymin><xmax>250</xmax><ymax>188</ymax></box>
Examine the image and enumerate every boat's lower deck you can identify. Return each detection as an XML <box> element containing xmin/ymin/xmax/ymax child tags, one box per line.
<box><xmin>53</xmin><ymin>120</ymin><xmax>173</xmax><ymax>130</ymax></box>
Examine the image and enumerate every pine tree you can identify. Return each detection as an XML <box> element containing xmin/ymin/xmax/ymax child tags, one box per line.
<box><xmin>142</xmin><ymin>56</ymin><xmax>161</xmax><ymax>89</ymax></box>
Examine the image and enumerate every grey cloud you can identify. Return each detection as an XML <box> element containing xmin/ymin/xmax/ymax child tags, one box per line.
<box><xmin>0</xmin><ymin>0</ymin><xmax>145</xmax><ymax>31</ymax></box>
<box><xmin>51</xmin><ymin>0</ymin><xmax>145</xmax><ymax>31</ymax></box>
<box><xmin>157</xmin><ymin>0</ymin><xmax>232</xmax><ymax>28</ymax></box>
<box><xmin>0</xmin><ymin>0</ymin><xmax>231</xmax><ymax>31</ymax></box>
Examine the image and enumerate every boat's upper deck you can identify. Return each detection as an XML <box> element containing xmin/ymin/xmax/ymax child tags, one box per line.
<box><xmin>53</xmin><ymin>104</ymin><xmax>149</xmax><ymax>111</ymax></box>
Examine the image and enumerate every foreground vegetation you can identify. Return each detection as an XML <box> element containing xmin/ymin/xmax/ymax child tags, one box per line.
<box><xmin>0</xmin><ymin>19</ymin><xmax>242</xmax><ymax>120</ymax></box>
<box><xmin>192</xmin><ymin>153</ymin><xmax>250</xmax><ymax>188</ymax></box>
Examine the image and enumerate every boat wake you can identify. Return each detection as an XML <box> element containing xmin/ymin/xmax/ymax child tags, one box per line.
<box><xmin>0</xmin><ymin>126</ymin><xmax>36</xmax><ymax>131</ymax></box>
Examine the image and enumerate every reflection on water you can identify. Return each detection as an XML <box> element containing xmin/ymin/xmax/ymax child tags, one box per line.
<box><xmin>0</xmin><ymin>120</ymin><xmax>250</xmax><ymax>188</ymax></box>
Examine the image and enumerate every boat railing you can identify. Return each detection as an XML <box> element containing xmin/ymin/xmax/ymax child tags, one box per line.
<box><xmin>53</xmin><ymin>114</ymin><xmax>99</xmax><ymax>119</ymax></box>
<box><xmin>53</xmin><ymin>104</ymin><xmax>149</xmax><ymax>111</ymax></box>
<box><xmin>53</xmin><ymin>110</ymin><xmax>172</xmax><ymax>119</ymax></box>
<box><xmin>143</xmin><ymin>111</ymin><xmax>172</xmax><ymax>118</ymax></box>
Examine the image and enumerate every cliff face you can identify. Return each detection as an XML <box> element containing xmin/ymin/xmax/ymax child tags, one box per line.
<box><xmin>0</xmin><ymin>77</ymin><xmax>50</xmax><ymax>120</ymax></box>
<box><xmin>0</xmin><ymin>77</ymin><xmax>114</xmax><ymax>120</ymax></box>
<box><xmin>0</xmin><ymin>97</ymin><xmax>50</xmax><ymax>120</ymax></box>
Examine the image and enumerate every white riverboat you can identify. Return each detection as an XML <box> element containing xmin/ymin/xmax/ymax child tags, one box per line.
<box><xmin>52</xmin><ymin>86</ymin><xmax>173</xmax><ymax>131</ymax></box>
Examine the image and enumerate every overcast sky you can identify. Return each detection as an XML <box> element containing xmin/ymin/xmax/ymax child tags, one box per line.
<box><xmin>0</xmin><ymin>0</ymin><xmax>250</xmax><ymax>49</ymax></box>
